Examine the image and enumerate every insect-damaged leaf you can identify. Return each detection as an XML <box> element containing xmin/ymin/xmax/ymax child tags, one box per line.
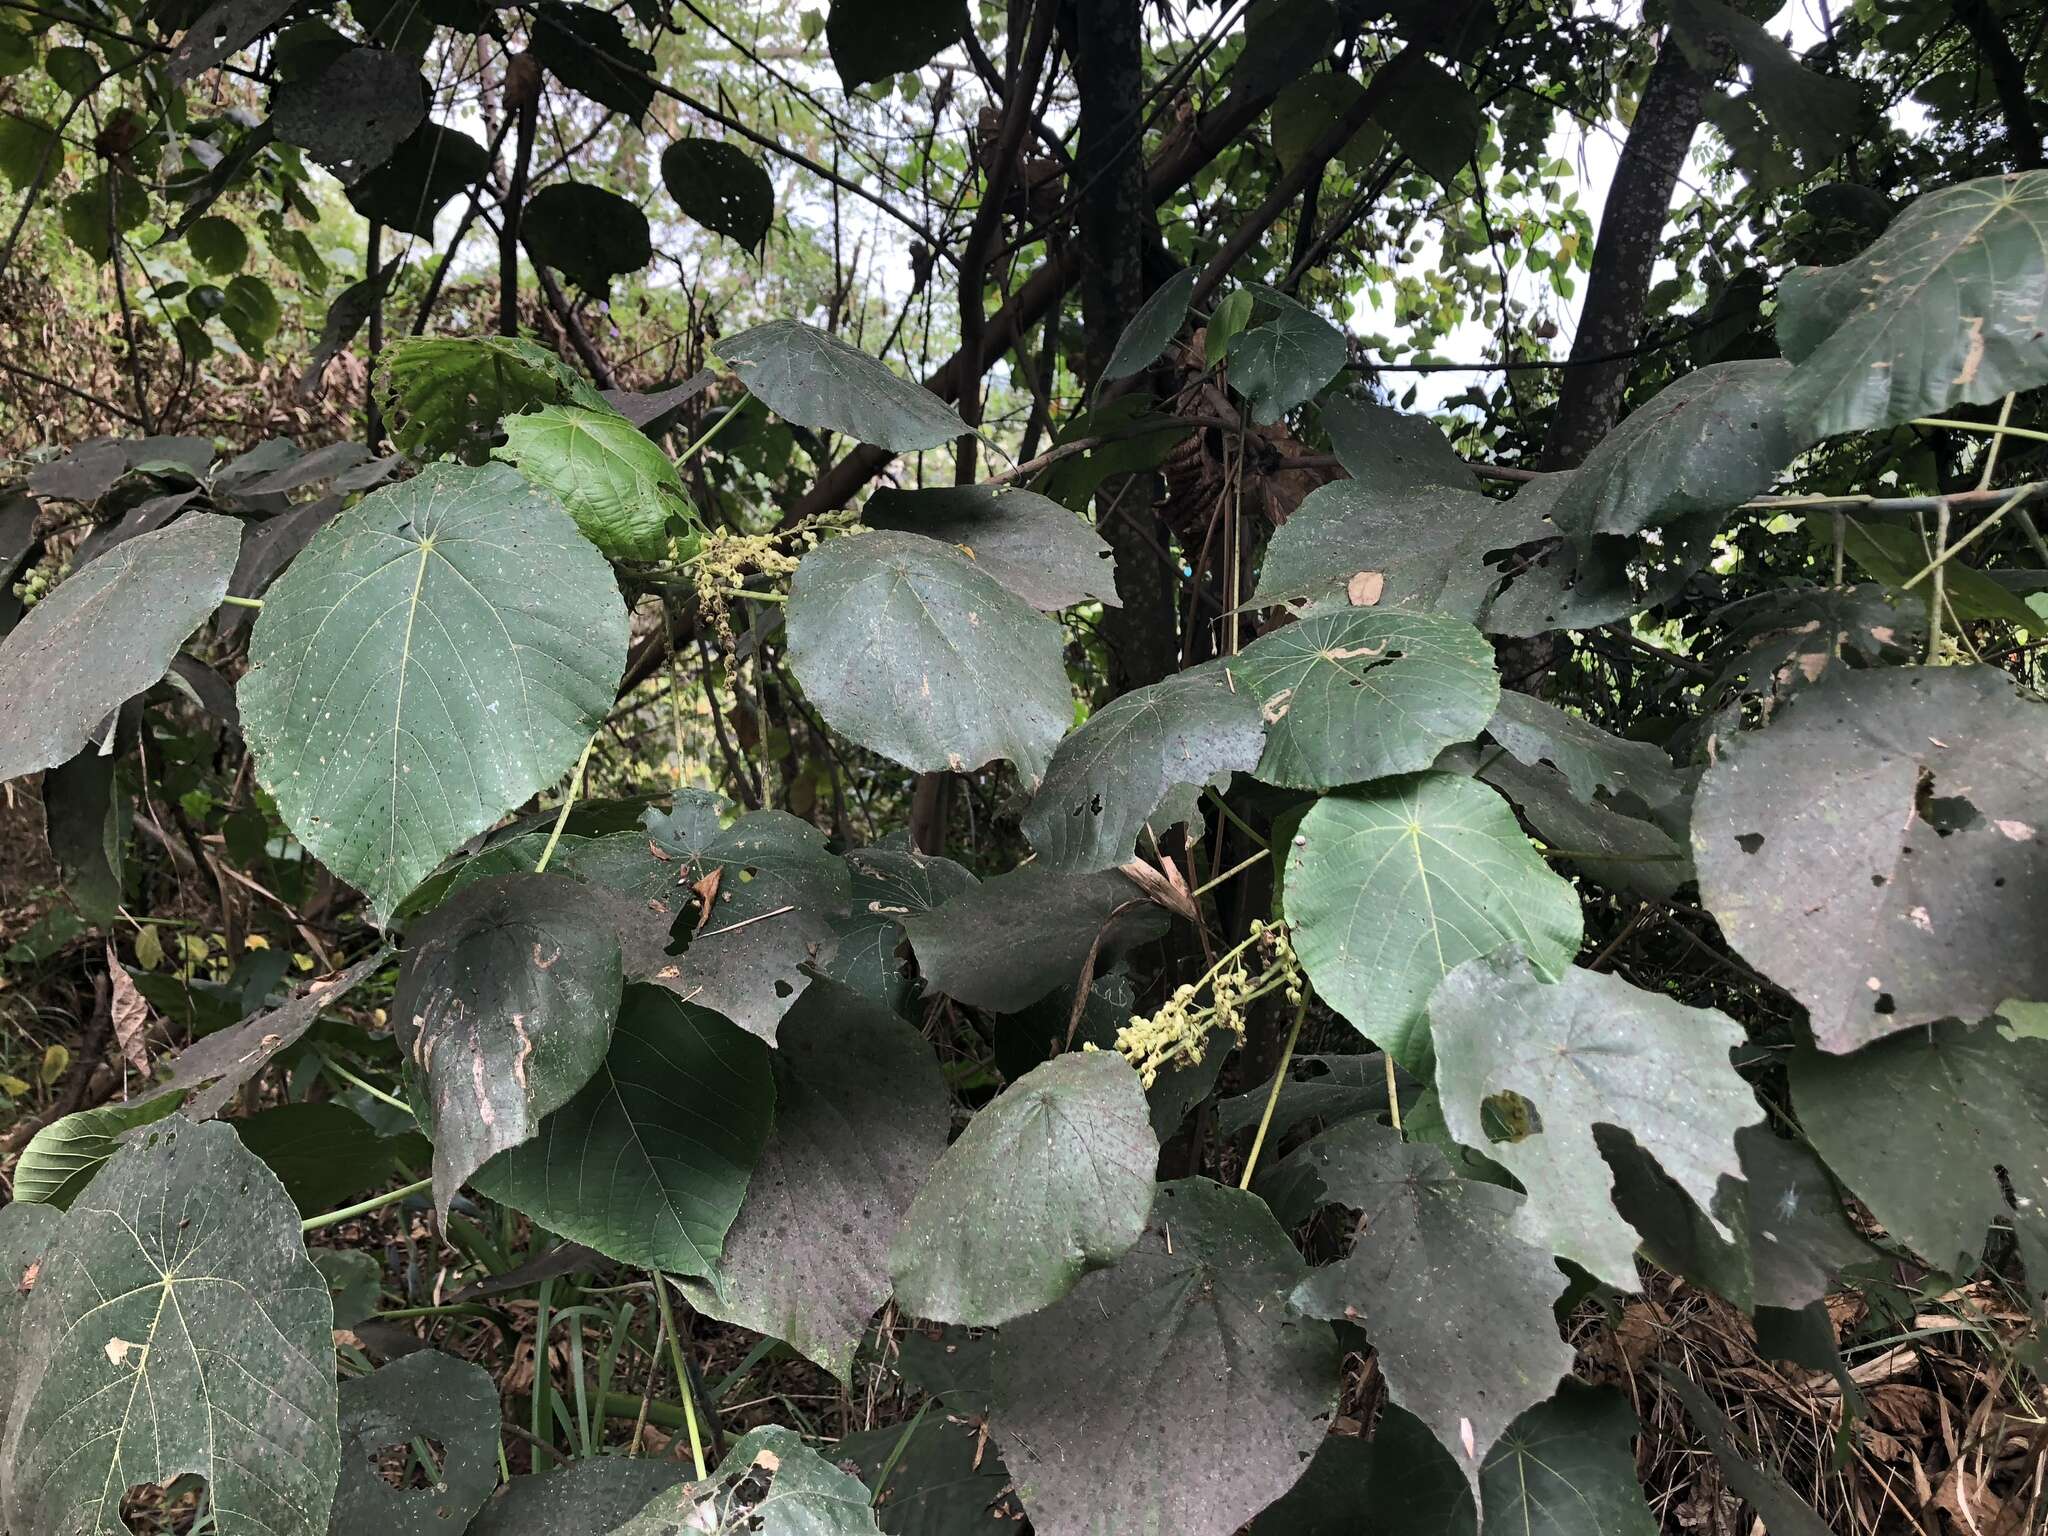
<box><xmin>474</xmin><ymin>986</ymin><xmax>774</xmax><ymax>1278</ymax></box>
<box><xmin>863</xmin><ymin>484</ymin><xmax>1119</xmax><ymax>611</ymax></box>
<box><xmin>788</xmin><ymin>531</ymin><xmax>1072</xmax><ymax>782</ymax></box>
<box><xmin>1778</xmin><ymin>170</ymin><xmax>2048</xmax><ymax>437</ymax></box>
<box><xmin>679</xmin><ymin>980</ymin><xmax>949</xmax><ymax>1380</ymax></box>
<box><xmin>890</xmin><ymin>1052</ymin><xmax>1156</xmax><ymax>1325</ymax></box>
<box><xmin>661</xmin><ymin>137</ymin><xmax>774</xmax><ymax>251</ymax></box>
<box><xmin>329</xmin><ymin>1351</ymin><xmax>501</xmax><ymax>1536</ymax></box>
<box><xmin>1286</xmin><ymin>773</ymin><xmax>1582</xmax><ymax>1072</ymax></box>
<box><xmin>468</xmin><ymin>1457</ymin><xmax>689</xmax><ymax>1536</ymax></box>
<box><xmin>990</xmin><ymin>1178</ymin><xmax>1339</xmax><ymax>1536</ymax></box>
<box><xmin>1288</xmin><ymin>1119</ymin><xmax>1573</xmax><ymax>1491</ymax></box>
<box><xmin>0</xmin><ymin>1120</ymin><xmax>341</xmax><ymax>1536</ymax></box>
<box><xmin>0</xmin><ymin>512</ymin><xmax>239</xmax><ymax>785</ymax></box>
<box><xmin>1226</xmin><ymin>608</ymin><xmax>1500</xmax><ymax>789</ymax></box>
<box><xmin>900</xmin><ymin>864</ymin><xmax>1169</xmax><ymax>1013</ymax></box>
<box><xmin>239</xmin><ymin>463</ymin><xmax>628</xmax><ymax>925</ymax></box>
<box><xmin>818</xmin><ymin>845</ymin><xmax>977</xmax><ymax>1014</ymax></box>
<box><xmin>1792</xmin><ymin>1022</ymin><xmax>2048</xmax><ymax>1303</ymax></box>
<box><xmin>609</xmin><ymin>1425</ymin><xmax>882</xmax><ymax>1535</ymax></box>
<box><xmin>1022</xmin><ymin>661</ymin><xmax>1265</xmax><ymax>874</ymax></box>
<box><xmin>1693</xmin><ymin>665</ymin><xmax>2048</xmax><ymax>1053</ymax></box>
<box><xmin>1429</xmin><ymin>951</ymin><xmax>1765</xmax><ymax>1290</ymax></box>
<box><xmin>715</xmin><ymin>320</ymin><xmax>968</xmax><ymax>450</ymax></box>
<box><xmin>496</xmin><ymin>404</ymin><xmax>703</xmax><ymax>561</ymax></box>
<box><xmin>392</xmin><ymin>872</ymin><xmax>624</xmax><ymax>1218</ymax></box>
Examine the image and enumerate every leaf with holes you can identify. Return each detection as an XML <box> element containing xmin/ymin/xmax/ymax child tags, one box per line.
<box><xmin>662</xmin><ymin>137</ymin><xmax>774</xmax><ymax>251</ymax></box>
<box><xmin>238</xmin><ymin>463</ymin><xmax>627</xmax><ymax>925</ymax></box>
<box><xmin>496</xmin><ymin>403</ymin><xmax>703</xmax><ymax>561</ymax></box>
<box><xmin>392</xmin><ymin>872</ymin><xmax>624</xmax><ymax>1217</ymax></box>
<box><xmin>1286</xmin><ymin>773</ymin><xmax>1582</xmax><ymax>1072</ymax></box>
<box><xmin>890</xmin><ymin>1051</ymin><xmax>1156</xmax><ymax>1325</ymax></box>
<box><xmin>1693</xmin><ymin>665</ymin><xmax>2048</xmax><ymax>1052</ymax></box>
<box><xmin>0</xmin><ymin>1119</ymin><xmax>340</xmax><ymax>1536</ymax></box>
<box><xmin>329</xmin><ymin>1351</ymin><xmax>501</xmax><ymax>1536</ymax></box>
<box><xmin>1022</xmin><ymin>662</ymin><xmax>1265</xmax><ymax>873</ymax></box>
<box><xmin>1227</xmin><ymin>609</ymin><xmax>1499</xmax><ymax>789</ymax></box>
<box><xmin>271</xmin><ymin>47</ymin><xmax>426</xmax><ymax>183</ymax></box>
<box><xmin>0</xmin><ymin>511</ymin><xmax>239</xmax><ymax>785</ymax></box>
<box><xmin>716</xmin><ymin>321</ymin><xmax>968</xmax><ymax>450</ymax></box>
<box><xmin>385</xmin><ymin>335</ymin><xmax>608</xmax><ymax>464</ymax></box>
<box><xmin>474</xmin><ymin>986</ymin><xmax>774</xmax><ymax>1277</ymax></box>
<box><xmin>863</xmin><ymin>484</ymin><xmax>1119</xmax><ymax>611</ymax></box>
<box><xmin>1429</xmin><ymin>951</ymin><xmax>1764</xmax><ymax>1289</ymax></box>
<box><xmin>991</xmin><ymin>1178</ymin><xmax>1338</xmax><ymax>1536</ymax></box>
<box><xmin>610</xmin><ymin>1425</ymin><xmax>882</xmax><ymax>1534</ymax></box>
<box><xmin>787</xmin><ymin>531</ymin><xmax>1071</xmax><ymax>781</ymax></box>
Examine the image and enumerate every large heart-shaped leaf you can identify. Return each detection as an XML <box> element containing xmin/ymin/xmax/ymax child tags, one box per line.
<box><xmin>838</xmin><ymin>1413</ymin><xmax>1021</xmax><ymax>1533</ymax></box>
<box><xmin>715</xmin><ymin>321</ymin><xmax>968</xmax><ymax>450</ymax></box>
<box><xmin>522</xmin><ymin>183</ymin><xmax>652</xmax><ymax>297</ymax></box>
<box><xmin>0</xmin><ymin>1203</ymin><xmax>62</xmax><ymax>1449</ymax></box>
<box><xmin>0</xmin><ymin>511</ymin><xmax>239</xmax><ymax>785</ymax></box>
<box><xmin>826</xmin><ymin>0</ymin><xmax>968</xmax><ymax>92</ymax></box>
<box><xmin>529</xmin><ymin>0</ymin><xmax>655</xmax><ymax>123</ymax></box>
<box><xmin>1322</xmin><ymin>397</ymin><xmax>1473</xmax><ymax>492</ymax></box>
<box><xmin>346</xmin><ymin>121</ymin><xmax>489</xmax><ymax>238</ymax></box>
<box><xmin>328</xmin><ymin>1351</ymin><xmax>501</xmax><ymax>1536</ymax></box>
<box><xmin>1778</xmin><ymin>171</ymin><xmax>2048</xmax><ymax>437</ymax></box>
<box><xmin>680</xmin><ymin>980</ymin><xmax>949</xmax><ymax>1378</ymax></box>
<box><xmin>1022</xmin><ymin>662</ymin><xmax>1265</xmax><ymax>873</ymax></box>
<box><xmin>1286</xmin><ymin>773</ymin><xmax>1582</xmax><ymax>1071</ymax></box>
<box><xmin>863</xmin><ymin>484</ymin><xmax>1118</xmax><ymax>611</ymax></box>
<box><xmin>1227</xmin><ymin>609</ymin><xmax>1499</xmax><ymax>789</ymax></box>
<box><xmin>990</xmin><ymin>1178</ymin><xmax>1338</xmax><ymax>1536</ymax></box>
<box><xmin>474</xmin><ymin>986</ymin><xmax>774</xmax><ymax>1277</ymax></box>
<box><xmin>1429</xmin><ymin>951</ymin><xmax>1764</xmax><ymax>1289</ymax></box>
<box><xmin>1693</xmin><ymin>665</ymin><xmax>2048</xmax><ymax>1052</ymax></box>
<box><xmin>1792</xmin><ymin>1023</ymin><xmax>2048</xmax><ymax>1300</ymax></box>
<box><xmin>239</xmin><ymin>463</ymin><xmax>628</xmax><ymax>925</ymax></box>
<box><xmin>0</xmin><ymin>1120</ymin><xmax>340</xmax><ymax>1536</ymax></box>
<box><xmin>271</xmin><ymin>47</ymin><xmax>425</xmax><ymax>183</ymax></box>
<box><xmin>392</xmin><ymin>871</ymin><xmax>624</xmax><ymax>1217</ymax></box>
<box><xmin>469</xmin><ymin>1458</ymin><xmax>689</xmax><ymax>1536</ymax></box>
<box><xmin>1289</xmin><ymin>1119</ymin><xmax>1572</xmax><ymax>1490</ymax></box>
<box><xmin>609</xmin><ymin>1425</ymin><xmax>881</xmax><ymax>1535</ymax></box>
<box><xmin>1479</xmin><ymin>753</ymin><xmax>1691</xmax><ymax>903</ymax></box>
<box><xmin>496</xmin><ymin>404</ymin><xmax>701</xmax><ymax>560</ymax></box>
<box><xmin>787</xmin><ymin>531</ymin><xmax>1072</xmax><ymax>781</ymax></box>
<box><xmin>661</xmin><ymin>137</ymin><xmax>774</xmax><ymax>251</ymax></box>
<box><xmin>1228</xmin><ymin>288</ymin><xmax>1347</xmax><ymax>425</ymax></box>
<box><xmin>890</xmin><ymin>1052</ymin><xmax>1157</xmax><ymax>1325</ymax></box>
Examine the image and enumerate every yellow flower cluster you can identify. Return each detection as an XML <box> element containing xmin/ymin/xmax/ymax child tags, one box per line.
<box><xmin>1115</xmin><ymin>920</ymin><xmax>1302</xmax><ymax>1086</ymax></box>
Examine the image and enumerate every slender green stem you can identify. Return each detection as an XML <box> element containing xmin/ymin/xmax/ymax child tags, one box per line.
<box><xmin>219</xmin><ymin>593</ymin><xmax>264</xmax><ymax>609</ymax></box>
<box><xmin>1191</xmin><ymin>846</ymin><xmax>1270</xmax><ymax>899</ymax></box>
<box><xmin>675</xmin><ymin>400</ymin><xmax>746</xmax><ymax>466</ymax></box>
<box><xmin>1203</xmin><ymin>787</ymin><xmax>1268</xmax><ymax>849</ymax></box>
<box><xmin>716</xmin><ymin>587</ymin><xmax>787</xmax><ymax>603</ymax></box>
<box><xmin>300</xmin><ymin>1175</ymin><xmax>432</xmax><ymax>1233</ymax></box>
<box><xmin>323</xmin><ymin>1056</ymin><xmax>414</xmax><ymax>1115</ymax></box>
<box><xmin>652</xmin><ymin>1273</ymin><xmax>709</xmax><ymax>1480</ymax></box>
<box><xmin>533</xmin><ymin>1278</ymin><xmax>554</xmax><ymax>1458</ymax></box>
<box><xmin>1239</xmin><ymin>992</ymin><xmax>1308</xmax><ymax>1190</ymax></box>
<box><xmin>1900</xmin><ymin>483</ymin><xmax>2033</xmax><ymax>590</ymax></box>
<box><xmin>1912</xmin><ymin>416</ymin><xmax>2048</xmax><ymax>446</ymax></box>
<box><xmin>370</xmin><ymin>1302</ymin><xmax>500</xmax><ymax>1322</ymax></box>
<box><xmin>1977</xmin><ymin>393</ymin><xmax>2017</xmax><ymax>489</ymax></box>
<box><xmin>534</xmin><ymin>733</ymin><xmax>598</xmax><ymax>875</ymax></box>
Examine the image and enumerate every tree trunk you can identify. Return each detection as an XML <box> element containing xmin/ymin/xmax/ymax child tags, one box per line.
<box><xmin>1955</xmin><ymin>0</ymin><xmax>2044</xmax><ymax>171</ymax></box>
<box><xmin>1073</xmin><ymin>0</ymin><xmax>1179</xmax><ymax>694</ymax></box>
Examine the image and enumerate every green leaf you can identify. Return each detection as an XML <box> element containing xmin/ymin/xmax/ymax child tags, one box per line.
<box><xmin>1832</xmin><ymin>513</ymin><xmax>2038</xmax><ymax>625</ymax></box>
<box><xmin>1100</xmin><ymin>267</ymin><xmax>1198</xmax><ymax>383</ymax></box>
<box><xmin>393</xmin><ymin>871</ymin><xmax>624</xmax><ymax>1216</ymax></box>
<box><xmin>819</xmin><ymin>845</ymin><xmax>977</xmax><ymax>1013</ymax></box>
<box><xmin>1244</xmin><ymin>1434</ymin><xmax>1372</xmax><ymax>1535</ymax></box>
<box><xmin>838</xmin><ymin>1414</ymin><xmax>1020</xmax><ymax>1534</ymax></box>
<box><xmin>1553</xmin><ymin>360</ymin><xmax>1806</xmax><ymax>544</ymax></box>
<box><xmin>661</xmin><ymin>136</ymin><xmax>774</xmax><ymax>251</ymax></box>
<box><xmin>1372</xmin><ymin>54</ymin><xmax>1482</xmax><ymax>186</ymax></box>
<box><xmin>271</xmin><ymin>46</ymin><xmax>427</xmax><ymax>183</ymax></box>
<box><xmin>1273</xmin><ymin>74</ymin><xmax>1373</xmax><ymax>173</ymax></box>
<box><xmin>1694</xmin><ymin>665</ymin><xmax>2048</xmax><ymax>1053</ymax></box>
<box><xmin>474</xmin><ymin>986</ymin><xmax>775</xmax><ymax>1278</ymax></box>
<box><xmin>185</xmin><ymin>213</ymin><xmax>248</xmax><ymax>274</ymax></box>
<box><xmin>1289</xmin><ymin>1118</ymin><xmax>1572</xmax><ymax>1489</ymax></box>
<box><xmin>299</xmin><ymin>259</ymin><xmax>403</xmax><ymax>397</ymax></box>
<box><xmin>1792</xmin><ymin>1022</ymin><xmax>2048</xmax><ymax>1300</ymax></box>
<box><xmin>1227</xmin><ymin>608</ymin><xmax>1500</xmax><ymax>789</ymax></box>
<box><xmin>890</xmin><ymin>1052</ymin><xmax>1157</xmax><ymax>1325</ymax></box>
<box><xmin>1022</xmin><ymin>661</ymin><xmax>1265</xmax><ymax>873</ymax></box>
<box><xmin>469</xmin><ymin>1459</ymin><xmax>689</xmax><ymax>1536</ymax></box>
<box><xmin>826</xmin><ymin>0</ymin><xmax>968</xmax><ymax>92</ymax></box>
<box><xmin>496</xmin><ymin>404</ymin><xmax>700</xmax><ymax>560</ymax></box>
<box><xmin>1206</xmin><ymin>287</ymin><xmax>1254</xmax><ymax>366</ymax></box>
<box><xmin>1228</xmin><ymin>288</ymin><xmax>1347</xmax><ymax>425</ymax></box>
<box><xmin>0</xmin><ymin>511</ymin><xmax>240</xmax><ymax>785</ymax></box>
<box><xmin>1656</xmin><ymin>1368</ymin><xmax>1833</xmax><ymax>1536</ymax></box>
<box><xmin>1287</xmin><ymin>774</ymin><xmax>1583</xmax><ymax>1072</ymax></box>
<box><xmin>1483</xmin><ymin>691</ymin><xmax>1686</xmax><ymax>809</ymax></box>
<box><xmin>0</xmin><ymin>115</ymin><xmax>60</xmax><ymax>190</ymax></box>
<box><xmin>0</xmin><ymin>1119</ymin><xmax>340</xmax><ymax>1536</ymax></box>
<box><xmin>1671</xmin><ymin>0</ymin><xmax>1860</xmax><ymax>165</ymax></box>
<box><xmin>1429</xmin><ymin>951</ymin><xmax>1764</xmax><ymax>1289</ymax></box>
<box><xmin>0</xmin><ymin>1202</ymin><xmax>63</xmax><ymax>1449</ymax></box>
<box><xmin>680</xmin><ymin>980</ymin><xmax>949</xmax><ymax>1379</ymax></box>
<box><xmin>530</xmin><ymin>1</ymin><xmax>656</xmax><ymax>124</ymax></box>
<box><xmin>1216</xmin><ymin>1050</ymin><xmax>1385</xmax><ymax>1141</ymax></box>
<box><xmin>329</xmin><ymin>1352</ymin><xmax>501</xmax><ymax>1536</ymax></box>
<box><xmin>222</xmin><ymin>1101</ymin><xmax>418</xmax><ymax>1215</ymax></box>
<box><xmin>1779</xmin><ymin>171</ymin><xmax>2048</xmax><ymax>437</ymax></box>
<box><xmin>715</xmin><ymin>321</ymin><xmax>969</xmax><ymax>450</ymax></box>
<box><xmin>787</xmin><ymin>530</ymin><xmax>1071</xmax><ymax>780</ymax></box>
<box><xmin>12</xmin><ymin>1091</ymin><xmax>182</xmax><ymax>1208</ymax></box>
<box><xmin>346</xmin><ymin>121</ymin><xmax>490</xmax><ymax>237</ymax></box>
<box><xmin>522</xmin><ymin>182</ymin><xmax>652</xmax><ymax>297</ymax></box>
<box><xmin>169</xmin><ymin>0</ymin><xmax>296</xmax><ymax>82</ymax></box>
<box><xmin>609</xmin><ymin>1425</ymin><xmax>882</xmax><ymax>1534</ymax></box>
<box><xmin>43</xmin><ymin>745</ymin><xmax>125</xmax><ymax>925</ymax></box>
<box><xmin>239</xmin><ymin>463</ymin><xmax>628</xmax><ymax>925</ymax></box>
<box><xmin>313</xmin><ymin>1250</ymin><xmax>383</xmax><ymax>1329</ymax></box>
<box><xmin>900</xmin><ymin>864</ymin><xmax>1168</xmax><ymax>1013</ymax></box>
<box><xmin>862</xmin><ymin>484</ymin><xmax>1118</xmax><ymax>611</ymax></box>
<box><xmin>990</xmin><ymin>1178</ymin><xmax>1338</xmax><ymax>1536</ymax></box>
<box><xmin>386</xmin><ymin>334</ymin><xmax>607</xmax><ymax>463</ymax></box>
<box><xmin>221</xmin><ymin>272</ymin><xmax>281</xmax><ymax>357</ymax></box>
<box><xmin>1478</xmin><ymin>753</ymin><xmax>1692</xmax><ymax>903</ymax></box>
<box><xmin>1322</xmin><ymin>397</ymin><xmax>1472</xmax><ymax>493</ymax></box>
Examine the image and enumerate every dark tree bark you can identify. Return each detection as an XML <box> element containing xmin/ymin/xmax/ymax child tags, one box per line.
<box><xmin>1955</xmin><ymin>0</ymin><xmax>2044</xmax><ymax>170</ymax></box>
<box><xmin>499</xmin><ymin>52</ymin><xmax>541</xmax><ymax>339</ymax></box>
<box><xmin>1072</xmin><ymin>0</ymin><xmax>1180</xmax><ymax>694</ymax></box>
<box><xmin>1539</xmin><ymin>30</ymin><xmax>1720</xmax><ymax>470</ymax></box>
